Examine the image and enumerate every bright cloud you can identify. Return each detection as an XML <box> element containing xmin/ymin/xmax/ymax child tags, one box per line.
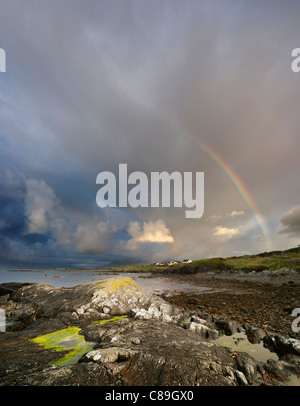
<box><xmin>227</xmin><ymin>210</ymin><xmax>245</xmax><ymax>218</ymax></box>
<box><xmin>213</xmin><ymin>226</ymin><xmax>240</xmax><ymax>238</ymax></box>
<box><xmin>125</xmin><ymin>219</ymin><xmax>174</xmax><ymax>251</ymax></box>
<box><xmin>207</xmin><ymin>214</ymin><xmax>222</xmax><ymax>222</ymax></box>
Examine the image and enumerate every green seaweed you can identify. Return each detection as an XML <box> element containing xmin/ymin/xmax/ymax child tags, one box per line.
<box><xmin>30</xmin><ymin>316</ymin><xmax>128</xmax><ymax>366</ymax></box>
<box><xmin>30</xmin><ymin>326</ymin><xmax>94</xmax><ymax>367</ymax></box>
<box><xmin>92</xmin><ymin>315</ymin><xmax>128</xmax><ymax>325</ymax></box>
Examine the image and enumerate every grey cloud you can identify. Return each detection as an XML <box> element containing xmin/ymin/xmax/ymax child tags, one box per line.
<box><xmin>1</xmin><ymin>0</ymin><xmax>299</xmax><ymax>266</ymax></box>
<box><xmin>24</xmin><ymin>179</ymin><xmax>58</xmax><ymax>234</ymax></box>
<box><xmin>74</xmin><ymin>220</ymin><xmax>113</xmax><ymax>254</ymax></box>
<box><xmin>279</xmin><ymin>206</ymin><xmax>300</xmax><ymax>237</ymax></box>
<box><xmin>23</xmin><ymin>176</ymin><xmax>114</xmax><ymax>255</ymax></box>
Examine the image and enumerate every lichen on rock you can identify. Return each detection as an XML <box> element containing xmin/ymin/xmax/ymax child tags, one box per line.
<box><xmin>12</xmin><ymin>277</ymin><xmax>153</xmax><ymax>320</ymax></box>
<box><xmin>2</xmin><ymin>277</ymin><xmax>299</xmax><ymax>386</ymax></box>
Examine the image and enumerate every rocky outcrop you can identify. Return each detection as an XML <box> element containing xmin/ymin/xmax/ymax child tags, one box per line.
<box><xmin>78</xmin><ymin>318</ymin><xmax>240</xmax><ymax>386</ymax></box>
<box><xmin>0</xmin><ymin>291</ymin><xmax>35</xmax><ymax>331</ymax></box>
<box><xmin>0</xmin><ymin>317</ymin><xmax>258</xmax><ymax>386</ymax></box>
<box><xmin>12</xmin><ymin>277</ymin><xmax>154</xmax><ymax>320</ymax></box>
<box><xmin>0</xmin><ymin>278</ymin><xmax>299</xmax><ymax>386</ymax></box>
<box><xmin>5</xmin><ymin>277</ymin><xmax>191</xmax><ymax>329</ymax></box>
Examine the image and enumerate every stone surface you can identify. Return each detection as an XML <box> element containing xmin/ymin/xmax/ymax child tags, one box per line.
<box><xmin>12</xmin><ymin>277</ymin><xmax>154</xmax><ymax>320</ymax></box>
<box><xmin>245</xmin><ymin>326</ymin><xmax>266</xmax><ymax>344</ymax></box>
<box><xmin>214</xmin><ymin>319</ymin><xmax>240</xmax><ymax>336</ymax></box>
<box><xmin>0</xmin><ymin>317</ymin><xmax>249</xmax><ymax>386</ymax></box>
<box><xmin>263</xmin><ymin>333</ymin><xmax>300</xmax><ymax>357</ymax></box>
<box><xmin>0</xmin><ymin>277</ymin><xmax>299</xmax><ymax>386</ymax></box>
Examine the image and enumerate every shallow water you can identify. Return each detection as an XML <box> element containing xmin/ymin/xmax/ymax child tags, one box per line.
<box><xmin>214</xmin><ymin>332</ymin><xmax>299</xmax><ymax>386</ymax></box>
<box><xmin>0</xmin><ymin>269</ymin><xmax>212</xmax><ymax>294</ymax></box>
<box><xmin>214</xmin><ymin>331</ymin><xmax>278</xmax><ymax>363</ymax></box>
<box><xmin>0</xmin><ymin>269</ymin><xmax>109</xmax><ymax>288</ymax></box>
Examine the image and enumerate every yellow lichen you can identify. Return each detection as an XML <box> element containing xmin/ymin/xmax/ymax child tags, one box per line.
<box><xmin>96</xmin><ymin>277</ymin><xmax>138</xmax><ymax>295</ymax></box>
<box><xmin>92</xmin><ymin>315</ymin><xmax>127</xmax><ymax>325</ymax></box>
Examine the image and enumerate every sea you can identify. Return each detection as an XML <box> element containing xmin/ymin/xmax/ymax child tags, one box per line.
<box><xmin>0</xmin><ymin>267</ymin><xmax>211</xmax><ymax>295</ymax></box>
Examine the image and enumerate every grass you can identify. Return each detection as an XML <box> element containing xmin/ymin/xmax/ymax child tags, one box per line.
<box><xmin>226</xmin><ymin>247</ymin><xmax>300</xmax><ymax>271</ymax></box>
<box><xmin>107</xmin><ymin>246</ymin><xmax>300</xmax><ymax>273</ymax></box>
<box><xmin>109</xmin><ymin>264</ymin><xmax>169</xmax><ymax>272</ymax></box>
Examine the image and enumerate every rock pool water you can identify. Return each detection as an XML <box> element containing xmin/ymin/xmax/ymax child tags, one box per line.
<box><xmin>214</xmin><ymin>332</ymin><xmax>299</xmax><ymax>386</ymax></box>
<box><xmin>214</xmin><ymin>331</ymin><xmax>278</xmax><ymax>363</ymax></box>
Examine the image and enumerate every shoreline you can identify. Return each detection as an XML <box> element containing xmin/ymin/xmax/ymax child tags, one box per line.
<box><xmin>0</xmin><ymin>274</ymin><xmax>299</xmax><ymax>386</ymax></box>
<box><xmin>2</xmin><ymin>269</ymin><xmax>299</xmax><ymax>338</ymax></box>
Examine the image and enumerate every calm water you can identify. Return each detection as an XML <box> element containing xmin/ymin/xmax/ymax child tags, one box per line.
<box><xmin>214</xmin><ymin>332</ymin><xmax>299</xmax><ymax>386</ymax></box>
<box><xmin>0</xmin><ymin>269</ymin><xmax>211</xmax><ymax>295</ymax></box>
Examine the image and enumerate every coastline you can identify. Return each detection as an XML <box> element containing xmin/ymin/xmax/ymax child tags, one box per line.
<box><xmin>0</xmin><ymin>269</ymin><xmax>299</xmax><ymax>386</ymax></box>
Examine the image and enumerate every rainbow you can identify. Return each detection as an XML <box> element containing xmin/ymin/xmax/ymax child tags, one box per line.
<box><xmin>170</xmin><ymin>122</ymin><xmax>272</xmax><ymax>248</ymax></box>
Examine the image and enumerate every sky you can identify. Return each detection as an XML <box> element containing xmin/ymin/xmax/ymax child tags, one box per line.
<box><xmin>0</xmin><ymin>0</ymin><xmax>299</xmax><ymax>269</ymax></box>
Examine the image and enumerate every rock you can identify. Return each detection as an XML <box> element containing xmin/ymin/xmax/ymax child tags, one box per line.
<box><xmin>0</xmin><ymin>319</ymin><xmax>238</xmax><ymax>386</ymax></box>
<box><xmin>0</xmin><ymin>282</ymin><xmax>34</xmax><ymax>297</ymax></box>
<box><xmin>78</xmin><ymin>319</ymin><xmax>242</xmax><ymax>386</ymax></box>
<box><xmin>245</xmin><ymin>325</ymin><xmax>266</xmax><ymax>344</ymax></box>
<box><xmin>0</xmin><ymin>277</ymin><xmax>289</xmax><ymax>387</ymax></box>
<box><xmin>235</xmin><ymin>352</ymin><xmax>258</xmax><ymax>384</ymax></box>
<box><xmin>187</xmin><ymin>316</ymin><xmax>219</xmax><ymax>339</ymax></box>
<box><xmin>0</xmin><ymin>316</ymin><xmax>264</xmax><ymax>386</ymax></box>
<box><xmin>5</xmin><ymin>305</ymin><xmax>34</xmax><ymax>321</ymax></box>
<box><xmin>264</xmin><ymin>334</ymin><xmax>300</xmax><ymax>356</ymax></box>
<box><xmin>279</xmin><ymin>354</ymin><xmax>300</xmax><ymax>376</ymax></box>
<box><xmin>0</xmin><ymin>297</ymin><xmax>35</xmax><ymax>331</ymax></box>
<box><xmin>80</xmin><ymin>347</ymin><xmax>138</xmax><ymax>364</ymax></box>
<box><xmin>132</xmin><ymin>308</ymin><xmax>152</xmax><ymax>320</ymax></box>
<box><xmin>214</xmin><ymin>319</ymin><xmax>241</xmax><ymax>336</ymax></box>
<box><xmin>132</xmin><ymin>297</ymin><xmax>187</xmax><ymax>324</ymax></box>
<box><xmin>273</xmin><ymin>335</ymin><xmax>300</xmax><ymax>356</ymax></box>
<box><xmin>57</xmin><ymin>312</ymin><xmax>76</xmax><ymax>325</ymax></box>
<box><xmin>235</xmin><ymin>371</ymin><xmax>248</xmax><ymax>386</ymax></box>
<box><xmin>10</xmin><ymin>277</ymin><xmax>188</xmax><ymax>327</ymax></box>
<box><xmin>263</xmin><ymin>334</ymin><xmax>277</xmax><ymax>353</ymax></box>
<box><xmin>12</xmin><ymin>277</ymin><xmax>156</xmax><ymax>320</ymax></box>
<box><xmin>0</xmin><ymin>294</ymin><xmax>9</xmax><ymax>305</ymax></box>
<box><xmin>263</xmin><ymin>359</ymin><xmax>292</xmax><ymax>382</ymax></box>
<box><xmin>189</xmin><ymin>321</ymin><xmax>210</xmax><ymax>337</ymax></box>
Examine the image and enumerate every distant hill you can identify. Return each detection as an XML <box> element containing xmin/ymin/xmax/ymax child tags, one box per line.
<box><xmin>110</xmin><ymin>246</ymin><xmax>300</xmax><ymax>274</ymax></box>
<box><xmin>163</xmin><ymin>246</ymin><xmax>300</xmax><ymax>275</ymax></box>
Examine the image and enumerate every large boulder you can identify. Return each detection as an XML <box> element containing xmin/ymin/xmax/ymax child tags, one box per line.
<box><xmin>12</xmin><ymin>277</ymin><xmax>155</xmax><ymax>320</ymax></box>
<box><xmin>11</xmin><ymin>277</ymin><xmax>188</xmax><ymax>326</ymax></box>
<box><xmin>263</xmin><ymin>334</ymin><xmax>300</xmax><ymax>356</ymax></box>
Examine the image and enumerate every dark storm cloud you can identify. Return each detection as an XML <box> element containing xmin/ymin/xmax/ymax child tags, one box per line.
<box><xmin>0</xmin><ymin>0</ymin><xmax>299</xmax><ymax>266</ymax></box>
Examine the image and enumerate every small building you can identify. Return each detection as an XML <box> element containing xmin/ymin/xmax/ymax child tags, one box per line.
<box><xmin>182</xmin><ymin>259</ymin><xmax>192</xmax><ymax>263</ymax></box>
<box><xmin>167</xmin><ymin>261</ymin><xmax>178</xmax><ymax>266</ymax></box>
